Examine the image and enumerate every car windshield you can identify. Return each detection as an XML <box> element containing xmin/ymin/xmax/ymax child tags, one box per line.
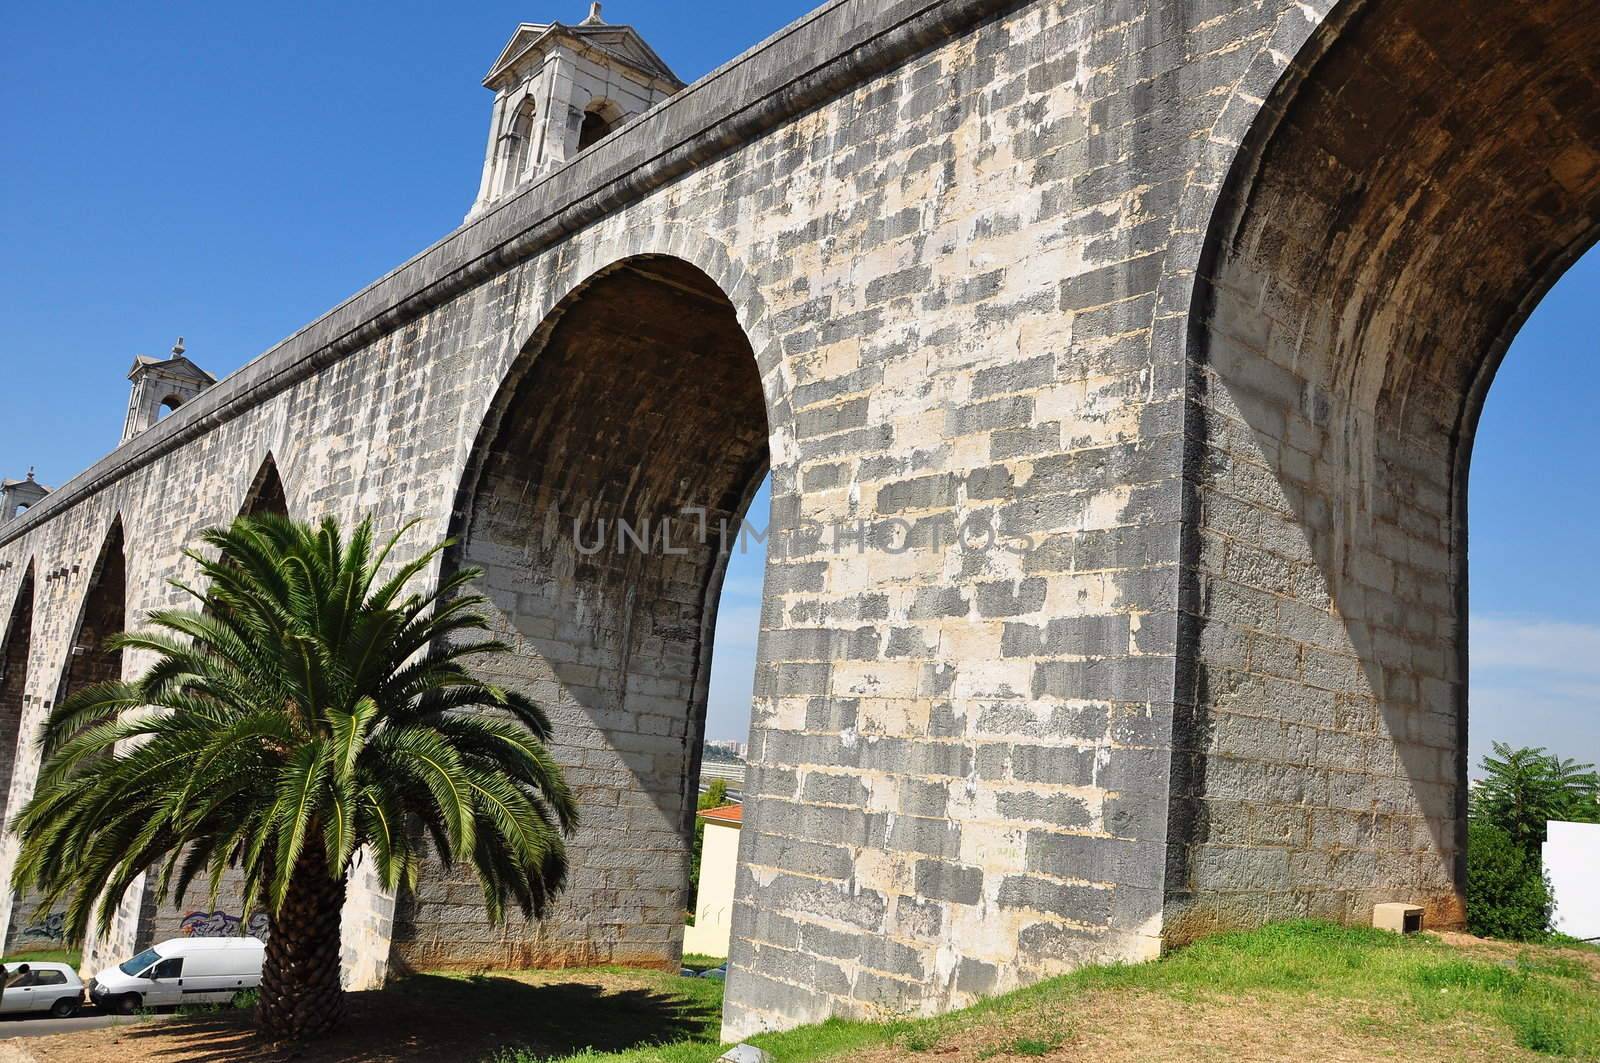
<box><xmin>118</xmin><ymin>948</ymin><xmax>162</xmax><ymax>976</ymax></box>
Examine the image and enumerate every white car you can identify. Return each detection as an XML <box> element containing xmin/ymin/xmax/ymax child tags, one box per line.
<box><xmin>90</xmin><ymin>937</ymin><xmax>265</xmax><ymax>1014</ymax></box>
<box><xmin>1</xmin><ymin>962</ymin><xmax>84</xmax><ymax>1018</ymax></box>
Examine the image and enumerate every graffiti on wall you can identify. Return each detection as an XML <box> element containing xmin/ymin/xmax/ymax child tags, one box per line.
<box><xmin>179</xmin><ymin>910</ymin><xmax>271</xmax><ymax>939</ymax></box>
<box><xmin>13</xmin><ymin>911</ymin><xmax>66</xmax><ymax>945</ymax></box>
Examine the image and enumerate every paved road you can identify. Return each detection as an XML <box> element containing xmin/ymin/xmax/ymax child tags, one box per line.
<box><xmin>0</xmin><ymin>1009</ymin><xmax>159</xmax><ymax>1038</ymax></box>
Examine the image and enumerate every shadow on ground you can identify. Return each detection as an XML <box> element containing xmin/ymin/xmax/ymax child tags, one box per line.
<box><xmin>21</xmin><ymin>970</ymin><xmax>722</xmax><ymax>1063</ymax></box>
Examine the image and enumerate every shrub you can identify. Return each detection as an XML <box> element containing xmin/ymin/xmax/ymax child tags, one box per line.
<box><xmin>1466</xmin><ymin>819</ymin><xmax>1553</xmax><ymax>941</ymax></box>
<box><xmin>689</xmin><ymin>779</ymin><xmax>729</xmax><ymax>901</ymax></box>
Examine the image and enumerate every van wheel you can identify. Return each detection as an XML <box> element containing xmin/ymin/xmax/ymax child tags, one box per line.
<box><xmin>49</xmin><ymin>997</ymin><xmax>79</xmax><ymax>1018</ymax></box>
<box><xmin>115</xmin><ymin>993</ymin><xmax>141</xmax><ymax>1015</ymax></box>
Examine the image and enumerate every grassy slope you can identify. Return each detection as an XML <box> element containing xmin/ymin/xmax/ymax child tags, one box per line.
<box><xmin>1</xmin><ymin>949</ymin><xmax>81</xmax><ymax>967</ymax></box>
<box><xmin>489</xmin><ymin>923</ymin><xmax>1600</xmax><ymax>1062</ymax></box>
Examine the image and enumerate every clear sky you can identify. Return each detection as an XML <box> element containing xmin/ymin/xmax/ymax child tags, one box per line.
<box><xmin>3</xmin><ymin>3</ymin><xmax>1595</xmax><ymax>771</ymax></box>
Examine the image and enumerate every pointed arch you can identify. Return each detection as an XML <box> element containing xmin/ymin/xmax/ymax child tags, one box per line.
<box><xmin>241</xmin><ymin>453</ymin><xmax>290</xmax><ymax>519</ymax></box>
<box><xmin>55</xmin><ymin>517</ymin><xmax>127</xmax><ymax>710</ymax></box>
<box><xmin>139</xmin><ymin>454</ymin><xmax>285</xmax><ymax>947</ymax></box>
<box><xmin>399</xmin><ymin>254</ymin><xmax>770</xmax><ymax>972</ymax></box>
<box><xmin>12</xmin><ymin>518</ymin><xmax>127</xmax><ymax>955</ymax></box>
<box><xmin>0</xmin><ymin>563</ymin><xmax>37</xmax><ymax>825</ymax></box>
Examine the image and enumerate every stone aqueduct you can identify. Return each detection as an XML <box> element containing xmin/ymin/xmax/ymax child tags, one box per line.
<box><xmin>0</xmin><ymin>0</ymin><xmax>1595</xmax><ymax>1040</ymax></box>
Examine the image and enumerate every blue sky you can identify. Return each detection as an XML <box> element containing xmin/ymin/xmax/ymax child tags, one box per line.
<box><xmin>3</xmin><ymin>4</ymin><xmax>1595</xmax><ymax>770</ymax></box>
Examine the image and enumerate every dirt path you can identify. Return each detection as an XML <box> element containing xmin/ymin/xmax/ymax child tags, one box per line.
<box><xmin>848</xmin><ymin>988</ymin><xmax>1525</xmax><ymax>1063</ymax></box>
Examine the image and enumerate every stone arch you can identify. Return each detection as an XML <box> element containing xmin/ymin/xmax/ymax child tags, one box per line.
<box><xmin>6</xmin><ymin>519</ymin><xmax>128</xmax><ymax>953</ymax></box>
<box><xmin>0</xmin><ymin>563</ymin><xmax>37</xmax><ymax>826</ymax></box>
<box><xmin>514</xmin><ymin>223</ymin><xmax>781</xmax><ymax>380</ymax></box>
<box><xmin>391</xmin><ymin>252</ymin><xmax>770</xmax><ymax>972</ymax></box>
<box><xmin>1172</xmin><ymin>0</ymin><xmax>1600</xmax><ymax>940</ymax></box>
<box><xmin>134</xmin><ymin>455</ymin><xmax>292</xmax><ymax>948</ymax></box>
<box><xmin>55</xmin><ymin>516</ymin><xmax>128</xmax><ymax>710</ymax></box>
<box><xmin>240</xmin><ymin>452</ymin><xmax>291</xmax><ymax>519</ymax></box>
<box><xmin>501</xmin><ymin>95</ymin><xmax>539</xmax><ymax>194</ymax></box>
<box><xmin>577</xmin><ymin>97</ymin><xmax>624</xmax><ymax>151</ymax></box>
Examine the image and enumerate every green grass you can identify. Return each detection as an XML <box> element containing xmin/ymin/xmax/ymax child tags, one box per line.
<box><xmin>975</xmin><ymin>1026</ymin><xmax>1071</xmax><ymax>1059</ymax></box>
<box><xmin>680</xmin><ymin>954</ymin><xmax>725</xmax><ymax>973</ymax></box>
<box><xmin>483</xmin><ymin>921</ymin><xmax>1600</xmax><ymax>1062</ymax></box>
<box><xmin>1</xmin><ymin>948</ymin><xmax>81</xmax><ymax>967</ymax></box>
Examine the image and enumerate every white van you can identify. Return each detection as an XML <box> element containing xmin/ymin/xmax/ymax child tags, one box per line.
<box><xmin>89</xmin><ymin>936</ymin><xmax>265</xmax><ymax>1013</ymax></box>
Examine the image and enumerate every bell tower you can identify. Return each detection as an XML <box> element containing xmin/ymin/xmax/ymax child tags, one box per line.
<box><xmin>0</xmin><ymin>470</ymin><xmax>48</xmax><ymax>523</ymax></box>
<box><xmin>121</xmin><ymin>338</ymin><xmax>216</xmax><ymax>443</ymax></box>
<box><xmin>466</xmin><ymin>4</ymin><xmax>683</xmax><ymax>221</ymax></box>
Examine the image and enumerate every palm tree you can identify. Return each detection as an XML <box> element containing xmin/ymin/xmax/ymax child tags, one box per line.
<box><xmin>1472</xmin><ymin>742</ymin><xmax>1600</xmax><ymax>855</ymax></box>
<box><xmin>9</xmin><ymin>515</ymin><xmax>577</xmax><ymax>1041</ymax></box>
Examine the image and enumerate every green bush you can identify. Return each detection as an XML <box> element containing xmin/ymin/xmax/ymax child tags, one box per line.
<box><xmin>1466</xmin><ymin>819</ymin><xmax>1553</xmax><ymax>941</ymax></box>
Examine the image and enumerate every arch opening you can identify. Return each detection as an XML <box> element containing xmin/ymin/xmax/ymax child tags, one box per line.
<box><xmin>56</xmin><ymin>519</ymin><xmax>127</xmax><ymax>710</ymax></box>
<box><xmin>7</xmin><ymin>521</ymin><xmax>126</xmax><ymax>955</ymax></box>
<box><xmin>392</xmin><ymin>254</ymin><xmax>770</xmax><ymax>971</ymax></box>
<box><xmin>134</xmin><ymin>456</ymin><xmax>290</xmax><ymax>949</ymax></box>
<box><xmin>0</xmin><ymin>567</ymin><xmax>45</xmax><ymax>954</ymax></box>
<box><xmin>577</xmin><ymin>101</ymin><xmax>622</xmax><ymax>152</ymax></box>
<box><xmin>241</xmin><ymin>454</ymin><xmax>290</xmax><ymax>519</ymax></box>
<box><xmin>0</xmin><ymin>567</ymin><xmax>37</xmax><ymax>827</ymax></box>
<box><xmin>1174</xmin><ymin>0</ymin><xmax>1600</xmax><ymax>940</ymax></box>
<box><xmin>500</xmin><ymin>97</ymin><xmax>539</xmax><ymax>196</ymax></box>
<box><xmin>156</xmin><ymin>395</ymin><xmax>186</xmax><ymax>422</ymax></box>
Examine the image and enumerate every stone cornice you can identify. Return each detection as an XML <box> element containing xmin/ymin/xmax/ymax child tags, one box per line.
<box><xmin>486</xmin><ymin>22</ymin><xmax>684</xmax><ymax>93</ymax></box>
<box><xmin>2</xmin><ymin>0</ymin><xmax>1023</xmax><ymax>548</ymax></box>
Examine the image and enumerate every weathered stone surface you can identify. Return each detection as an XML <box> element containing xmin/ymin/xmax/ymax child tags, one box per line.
<box><xmin>0</xmin><ymin>0</ymin><xmax>1592</xmax><ymax>1044</ymax></box>
<box><xmin>1169</xmin><ymin>0</ymin><xmax>1600</xmax><ymax>948</ymax></box>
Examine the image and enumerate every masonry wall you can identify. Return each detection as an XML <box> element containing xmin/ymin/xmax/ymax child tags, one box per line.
<box><xmin>1173</xmin><ymin>0</ymin><xmax>1600</xmax><ymax>937</ymax></box>
<box><xmin>0</xmin><ymin>573</ymin><xmax>35</xmax><ymax>828</ymax></box>
<box><xmin>0</xmin><ymin>574</ymin><xmax>48</xmax><ymax>953</ymax></box>
<box><xmin>0</xmin><ymin>0</ymin><xmax>1503</xmax><ymax>1042</ymax></box>
<box><xmin>5</xmin><ymin>521</ymin><xmax>127</xmax><ymax>955</ymax></box>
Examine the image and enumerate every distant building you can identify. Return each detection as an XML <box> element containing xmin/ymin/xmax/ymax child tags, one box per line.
<box><xmin>0</xmin><ymin>471</ymin><xmax>48</xmax><ymax>523</ymax></box>
<box><xmin>703</xmin><ymin>738</ymin><xmax>747</xmax><ymax>760</ymax></box>
<box><xmin>683</xmin><ymin>803</ymin><xmax>741</xmax><ymax>958</ymax></box>
<box><xmin>1544</xmin><ymin>821</ymin><xmax>1600</xmax><ymax>940</ymax></box>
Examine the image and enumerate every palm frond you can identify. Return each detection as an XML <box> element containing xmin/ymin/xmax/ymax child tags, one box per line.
<box><xmin>9</xmin><ymin>513</ymin><xmax>575</xmax><ymax>945</ymax></box>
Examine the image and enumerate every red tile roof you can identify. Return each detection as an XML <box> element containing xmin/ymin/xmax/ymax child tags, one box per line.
<box><xmin>698</xmin><ymin>803</ymin><xmax>743</xmax><ymax>826</ymax></box>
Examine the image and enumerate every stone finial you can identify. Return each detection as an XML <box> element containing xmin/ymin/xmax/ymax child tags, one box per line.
<box><xmin>581</xmin><ymin>2</ymin><xmax>605</xmax><ymax>25</ymax></box>
<box><xmin>172</xmin><ymin>336</ymin><xmax>186</xmax><ymax>357</ymax></box>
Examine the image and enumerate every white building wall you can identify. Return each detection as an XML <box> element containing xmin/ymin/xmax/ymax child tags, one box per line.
<box><xmin>1544</xmin><ymin>820</ymin><xmax>1600</xmax><ymax>940</ymax></box>
<box><xmin>684</xmin><ymin>820</ymin><xmax>740</xmax><ymax>958</ymax></box>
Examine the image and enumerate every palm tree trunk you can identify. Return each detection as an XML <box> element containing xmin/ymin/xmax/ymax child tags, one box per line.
<box><xmin>257</xmin><ymin>839</ymin><xmax>347</xmax><ymax>1041</ymax></box>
